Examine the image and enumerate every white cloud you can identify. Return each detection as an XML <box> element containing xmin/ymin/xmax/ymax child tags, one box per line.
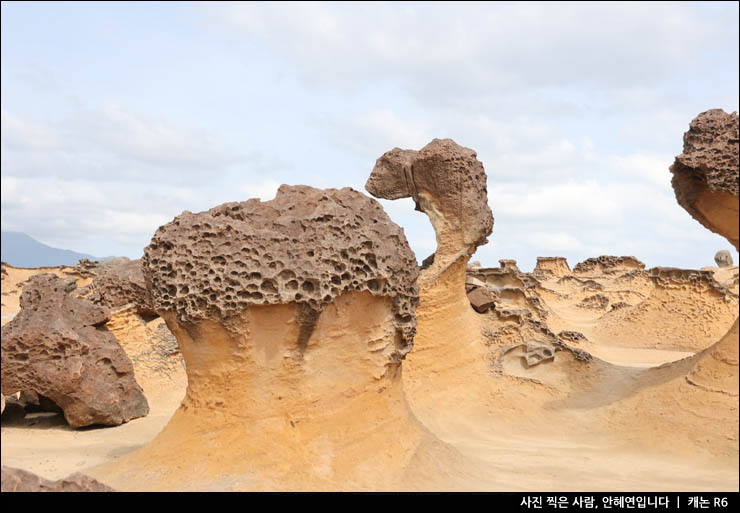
<box><xmin>203</xmin><ymin>2</ymin><xmax>729</xmax><ymax>99</ymax></box>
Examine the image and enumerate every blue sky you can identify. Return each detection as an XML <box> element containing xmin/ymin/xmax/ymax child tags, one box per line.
<box><xmin>2</xmin><ymin>1</ymin><xmax>738</xmax><ymax>271</ymax></box>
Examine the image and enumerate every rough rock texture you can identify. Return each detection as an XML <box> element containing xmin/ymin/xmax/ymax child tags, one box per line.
<box><xmin>573</xmin><ymin>256</ymin><xmax>646</xmax><ymax>274</ymax></box>
<box><xmin>89</xmin><ymin>259</ymin><xmax>154</xmax><ymax>315</ymax></box>
<box><xmin>534</xmin><ymin>257</ymin><xmax>571</xmax><ymax>277</ymax></box>
<box><xmin>714</xmin><ymin>250</ymin><xmax>733</xmax><ymax>268</ymax></box>
<box><xmin>143</xmin><ymin>185</ymin><xmax>419</xmax><ymax>352</ymax></box>
<box><xmin>670</xmin><ymin>109</ymin><xmax>739</xmax><ymax>251</ymax></box>
<box><xmin>1</xmin><ymin>466</ymin><xmax>115</xmax><ymax>492</ymax></box>
<box><xmin>1</xmin><ymin>274</ymin><xmax>149</xmax><ymax>427</ymax></box>
<box><xmin>366</xmin><ymin>139</ymin><xmax>493</xmax><ymax>283</ymax></box>
<box><xmin>467</xmin><ymin>286</ymin><xmax>496</xmax><ymax>313</ymax></box>
<box><xmin>89</xmin><ymin>185</ymin><xmax>471</xmax><ymax>492</ymax></box>
<box><xmin>499</xmin><ymin>259</ymin><xmax>520</xmax><ymax>272</ymax></box>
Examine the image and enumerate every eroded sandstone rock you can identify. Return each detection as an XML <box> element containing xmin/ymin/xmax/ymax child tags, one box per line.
<box><xmin>89</xmin><ymin>185</ymin><xmax>456</xmax><ymax>491</ymax></box>
<box><xmin>534</xmin><ymin>257</ymin><xmax>571</xmax><ymax>277</ymax></box>
<box><xmin>670</xmin><ymin>109</ymin><xmax>740</xmax><ymax>402</ymax></box>
<box><xmin>366</xmin><ymin>139</ymin><xmax>493</xmax><ymax>283</ymax></box>
<box><xmin>467</xmin><ymin>286</ymin><xmax>496</xmax><ymax>313</ymax></box>
<box><xmin>1</xmin><ymin>274</ymin><xmax>149</xmax><ymax>427</ymax></box>
<box><xmin>88</xmin><ymin>259</ymin><xmax>154</xmax><ymax>316</ymax></box>
<box><xmin>144</xmin><ymin>185</ymin><xmax>419</xmax><ymax>352</ymax></box>
<box><xmin>670</xmin><ymin>109</ymin><xmax>739</xmax><ymax>251</ymax></box>
<box><xmin>573</xmin><ymin>256</ymin><xmax>645</xmax><ymax>274</ymax></box>
<box><xmin>1</xmin><ymin>466</ymin><xmax>115</xmax><ymax>492</ymax></box>
<box><xmin>715</xmin><ymin>250</ymin><xmax>733</xmax><ymax>268</ymax></box>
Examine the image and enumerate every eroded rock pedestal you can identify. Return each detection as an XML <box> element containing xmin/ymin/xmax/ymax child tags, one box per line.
<box><xmin>89</xmin><ymin>185</ymin><xmax>466</xmax><ymax>491</ymax></box>
<box><xmin>670</xmin><ymin>109</ymin><xmax>739</xmax><ymax>404</ymax></box>
<box><xmin>366</xmin><ymin>139</ymin><xmax>510</xmax><ymax>423</ymax></box>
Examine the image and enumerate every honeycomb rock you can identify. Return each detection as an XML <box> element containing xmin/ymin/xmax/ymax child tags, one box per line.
<box><xmin>670</xmin><ymin>109</ymin><xmax>739</xmax><ymax>250</ymax></box>
<box><xmin>573</xmin><ymin>256</ymin><xmax>645</xmax><ymax>274</ymax></box>
<box><xmin>366</xmin><ymin>138</ymin><xmax>493</xmax><ymax>280</ymax></box>
<box><xmin>89</xmin><ymin>259</ymin><xmax>154</xmax><ymax>316</ymax></box>
<box><xmin>1</xmin><ymin>274</ymin><xmax>149</xmax><ymax>428</ymax></box>
<box><xmin>143</xmin><ymin>185</ymin><xmax>420</xmax><ymax>350</ymax></box>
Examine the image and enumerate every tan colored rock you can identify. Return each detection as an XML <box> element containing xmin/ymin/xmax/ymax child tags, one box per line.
<box><xmin>89</xmin><ymin>185</ymin><xmax>470</xmax><ymax>491</ymax></box>
<box><xmin>1</xmin><ymin>274</ymin><xmax>149</xmax><ymax>427</ymax></box>
<box><xmin>534</xmin><ymin>257</ymin><xmax>571</xmax><ymax>277</ymax></box>
<box><xmin>573</xmin><ymin>256</ymin><xmax>645</xmax><ymax>274</ymax></box>
<box><xmin>1</xmin><ymin>466</ymin><xmax>115</xmax><ymax>492</ymax></box>
<box><xmin>498</xmin><ymin>259</ymin><xmax>520</xmax><ymax>272</ymax></box>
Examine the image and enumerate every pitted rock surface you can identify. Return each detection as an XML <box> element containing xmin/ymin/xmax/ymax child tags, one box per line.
<box><xmin>648</xmin><ymin>267</ymin><xmax>730</xmax><ymax>291</ymax></box>
<box><xmin>1</xmin><ymin>274</ymin><xmax>149</xmax><ymax>428</ymax></box>
<box><xmin>573</xmin><ymin>256</ymin><xmax>646</xmax><ymax>273</ymax></box>
<box><xmin>89</xmin><ymin>259</ymin><xmax>154</xmax><ymax>315</ymax></box>
<box><xmin>671</xmin><ymin>109</ymin><xmax>739</xmax><ymax>250</ymax></box>
<box><xmin>1</xmin><ymin>466</ymin><xmax>116</xmax><ymax>492</ymax></box>
<box><xmin>366</xmin><ymin>138</ymin><xmax>493</xmax><ymax>255</ymax></box>
<box><xmin>143</xmin><ymin>185</ymin><xmax>420</xmax><ymax>347</ymax></box>
<box><xmin>715</xmin><ymin>250</ymin><xmax>734</xmax><ymax>268</ymax></box>
<box><xmin>672</xmin><ymin>109</ymin><xmax>739</xmax><ymax>197</ymax></box>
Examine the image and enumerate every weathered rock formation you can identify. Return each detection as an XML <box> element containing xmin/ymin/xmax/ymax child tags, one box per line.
<box><xmin>1</xmin><ymin>466</ymin><xmax>115</xmax><ymax>492</ymax></box>
<box><xmin>1</xmin><ymin>274</ymin><xmax>149</xmax><ymax>427</ymax></box>
<box><xmin>670</xmin><ymin>109</ymin><xmax>739</xmax><ymax>251</ymax></box>
<box><xmin>88</xmin><ymin>259</ymin><xmax>154</xmax><ymax>316</ymax></box>
<box><xmin>714</xmin><ymin>250</ymin><xmax>734</xmax><ymax>268</ymax></box>
<box><xmin>366</xmin><ymin>138</ymin><xmax>493</xmax><ymax>285</ymax></box>
<box><xmin>534</xmin><ymin>257</ymin><xmax>571</xmax><ymax>277</ymax></box>
<box><xmin>573</xmin><ymin>256</ymin><xmax>645</xmax><ymax>274</ymax></box>
<box><xmin>89</xmin><ymin>185</ymin><xmax>466</xmax><ymax>491</ymax></box>
<box><xmin>498</xmin><ymin>259</ymin><xmax>520</xmax><ymax>272</ymax></box>
<box><xmin>669</xmin><ymin>109</ymin><xmax>739</xmax><ymax>439</ymax></box>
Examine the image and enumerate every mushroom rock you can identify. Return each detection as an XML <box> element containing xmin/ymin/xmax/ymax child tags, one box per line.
<box><xmin>669</xmin><ymin>110</ymin><xmax>739</xmax><ymax>406</ymax></box>
<box><xmin>1</xmin><ymin>466</ymin><xmax>116</xmax><ymax>492</ymax></box>
<box><xmin>714</xmin><ymin>250</ymin><xmax>733</xmax><ymax>268</ymax></box>
<box><xmin>89</xmin><ymin>185</ymin><xmax>467</xmax><ymax>491</ymax></box>
<box><xmin>0</xmin><ymin>274</ymin><xmax>149</xmax><ymax>428</ymax></box>
<box><xmin>670</xmin><ymin>109</ymin><xmax>739</xmax><ymax>251</ymax></box>
<box><xmin>365</xmin><ymin>139</ymin><xmax>501</xmax><ymax>424</ymax></box>
<box><xmin>366</xmin><ymin>138</ymin><xmax>493</xmax><ymax>286</ymax></box>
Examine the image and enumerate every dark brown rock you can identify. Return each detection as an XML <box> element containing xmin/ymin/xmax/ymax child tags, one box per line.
<box><xmin>1</xmin><ymin>274</ymin><xmax>149</xmax><ymax>428</ymax></box>
<box><xmin>670</xmin><ymin>109</ymin><xmax>739</xmax><ymax>250</ymax></box>
<box><xmin>143</xmin><ymin>185</ymin><xmax>420</xmax><ymax>351</ymax></box>
<box><xmin>1</xmin><ymin>466</ymin><xmax>116</xmax><ymax>492</ymax></box>
<box><xmin>88</xmin><ymin>259</ymin><xmax>154</xmax><ymax>315</ymax></box>
<box><xmin>366</xmin><ymin>139</ymin><xmax>493</xmax><ymax>277</ymax></box>
<box><xmin>467</xmin><ymin>286</ymin><xmax>496</xmax><ymax>313</ymax></box>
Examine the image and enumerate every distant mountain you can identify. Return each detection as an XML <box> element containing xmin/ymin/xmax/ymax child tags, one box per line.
<box><xmin>1</xmin><ymin>231</ymin><xmax>100</xmax><ymax>268</ymax></box>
